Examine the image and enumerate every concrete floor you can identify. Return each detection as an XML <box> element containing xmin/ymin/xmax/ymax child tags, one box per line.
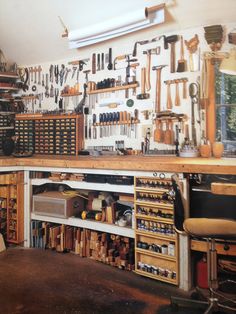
<box><xmin>0</xmin><ymin>247</ymin><xmax>206</xmax><ymax>314</ymax></box>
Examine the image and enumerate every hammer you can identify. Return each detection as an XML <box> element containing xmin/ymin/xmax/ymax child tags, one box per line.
<box><xmin>152</xmin><ymin>65</ymin><xmax>167</xmax><ymax>113</ymax></box>
<box><xmin>143</xmin><ymin>47</ymin><xmax>160</xmax><ymax>91</ymax></box>
<box><xmin>136</xmin><ymin>67</ymin><xmax>150</xmax><ymax>100</ymax></box>
<box><xmin>164</xmin><ymin>35</ymin><xmax>179</xmax><ymax>73</ymax></box>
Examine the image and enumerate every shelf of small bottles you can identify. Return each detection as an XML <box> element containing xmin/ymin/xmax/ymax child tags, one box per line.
<box><xmin>135</xmin><ymin>177</ymin><xmax>173</xmax><ymax>189</ymax></box>
<box><xmin>135</xmin><ymin>248</ymin><xmax>176</xmax><ymax>261</ymax></box>
<box><xmin>136</xmin><ymin>204</ymin><xmax>173</xmax><ymax>220</ymax></box>
<box><xmin>135</xmin><ymin>259</ymin><xmax>177</xmax><ymax>285</ymax></box>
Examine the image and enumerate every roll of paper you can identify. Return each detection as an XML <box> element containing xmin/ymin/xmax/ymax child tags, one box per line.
<box><xmin>68</xmin><ymin>8</ymin><xmax>165</xmax><ymax>48</ymax></box>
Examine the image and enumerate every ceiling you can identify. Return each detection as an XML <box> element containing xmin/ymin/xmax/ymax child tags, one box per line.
<box><xmin>0</xmin><ymin>0</ymin><xmax>236</xmax><ymax>66</ymax></box>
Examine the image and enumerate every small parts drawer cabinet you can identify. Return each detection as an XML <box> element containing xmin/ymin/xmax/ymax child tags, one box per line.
<box><xmin>134</xmin><ymin>176</ymin><xmax>179</xmax><ymax>285</ymax></box>
<box><xmin>15</xmin><ymin>113</ymin><xmax>84</xmax><ymax>155</ymax></box>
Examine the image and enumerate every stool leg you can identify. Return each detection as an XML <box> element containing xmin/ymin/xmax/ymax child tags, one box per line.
<box><xmin>208</xmin><ymin>239</ymin><xmax>218</xmax><ymax>291</ymax></box>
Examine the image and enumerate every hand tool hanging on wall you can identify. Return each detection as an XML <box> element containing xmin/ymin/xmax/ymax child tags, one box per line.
<box><xmin>59</xmin><ymin>97</ymin><xmax>63</xmax><ymax>111</ymax></box>
<box><xmin>101</xmin><ymin>53</ymin><xmax>105</xmax><ymax>70</ymax></box>
<box><xmin>64</xmin><ymin>68</ymin><xmax>71</xmax><ymax>83</ymax></box>
<box><xmin>152</xmin><ymin>65</ymin><xmax>167</xmax><ymax>113</ymax></box>
<box><xmin>92</xmin><ymin>53</ymin><xmax>96</xmax><ymax>74</ymax></box>
<box><xmin>49</xmin><ymin>64</ymin><xmax>54</xmax><ymax>83</ymax></box>
<box><xmin>189</xmin><ymin>82</ymin><xmax>199</xmax><ymax>146</ymax></box>
<box><xmin>34</xmin><ymin>67</ymin><xmax>37</xmax><ymax>84</ymax></box>
<box><xmin>55</xmin><ymin>88</ymin><xmax>59</xmax><ymax>104</ymax></box>
<box><xmin>92</xmin><ymin>114</ymin><xmax>97</xmax><ymax>139</ymax></box>
<box><xmin>174</xmin><ymin>79</ymin><xmax>180</xmax><ymax>106</ymax></box>
<box><xmin>97</xmin><ymin>54</ymin><xmax>101</xmax><ymax>71</ymax></box>
<box><xmin>136</xmin><ymin>67</ymin><xmax>150</xmax><ymax>100</ymax></box>
<box><xmin>174</xmin><ymin>124</ymin><xmax>180</xmax><ymax>156</ymax></box>
<box><xmin>54</xmin><ymin>65</ymin><xmax>59</xmax><ymax>84</ymax></box>
<box><xmin>113</xmin><ymin>54</ymin><xmax>130</xmax><ymax>70</ymax></box>
<box><xmin>185</xmin><ymin>35</ymin><xmax>200</xmax><ymax>71</ymax></box>
<box><xmin>152</xmin><ymin>65</ymin><xmax>167</xmax><ymax>142</ymax></box>
<box><xmin>204</xmin><ymin>24</ymin><xmax>223</xmax><ymax>51</ymax></box>
<box><xmin>143</xmin><ymin>47</ymin><xmax>160</xmax><ymax>91</ymax></box>
<box><xmin>177</xmin><ymin>36</ymin><xmax>187</xmax><ymax>72</ymax></box>
<box><xmin>75</xmin><ymin>83</ymin><xmax>87</xmax><ymax>113</ymax></box>
<box><xmin>17</xmin><ymin>67</ymin><xmax>29</xmax><ymax>92</ymax></box>
<box><xmin>165</xmin><ymin>80</ymin><xmax>173</xmax><ymax>110</ymax></box>
<box><xmin>59</xmin><ymin>64</ymin><xmax>65</xmax><ymax>86</ymax></box>
<box><xmin>132</xmin><ymin>35</ymin><xmax>164</xmax><ymax>57</ymax></box>
<box><xmin>71</xmin><ymin>66</ymin><xmax>77</xmax><ymax>79</ymax></box>
<box><xmin>164</xmin><ymin>35</ymin><xmax>179</xmax><ymax>73</ymax></box>
<box><xmin>125</xmin><ymin>56</ymin><xmax>139</xmax><ymax>98</ymax></box>
<box><xmin>182</xmin><ymin>78</ymin><xmax>188</xmax><ymax>99</ymax></box>
<box><xmin>107</xmin><ymin>48</ymin><xmax>113</xmax><ymax>70</ymax></box>
<box><xmin>84</xmin><ymin>106</ymin><xmax>89</xmax><ymax>139</ymax></box>
<box><xmin>30</xmin><ymin>67</ymin><xmax>33</xmax><ymax>82</ymax></box>
<box><xmin>45</xmin><ymin>74</ymin><xmax>49</xmax><ymax>98</ymax></box>
<box><xmin>228</xmin><ymin>30</ymin><xmax>236</xmax><ymax>44</ymax></box>
<box><xmin>37</xmin><ymin>66</ymin><xmax>42</xmax><ymax>85</ymax></box>
<box><xmin>49</xmin><ymin>84</ymin><xmax>54</xmax><ymax>98</ymax></box>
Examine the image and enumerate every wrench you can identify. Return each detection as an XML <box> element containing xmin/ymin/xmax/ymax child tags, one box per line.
<box><xmin>64</xmin><ymin>68</ymin><xmax>71</xmax><ymax>84</ymax></box>
<box><xmin>38</xmin><ymin>66</ymin><xmax>42</xmax><ymax>85</ymax></box>
<box><xmin>71</xmin><ymin>66</ymin><xmax>77</xmax><ymax>79</ymax></box>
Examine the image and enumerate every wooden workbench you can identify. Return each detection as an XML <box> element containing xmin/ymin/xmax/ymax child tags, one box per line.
<box><xmin>0</xmin><ymin>155</ymin><xmax>235</xmax><ymax>175</ymax></box>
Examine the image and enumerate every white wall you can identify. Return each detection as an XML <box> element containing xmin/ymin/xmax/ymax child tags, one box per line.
<box><xmin>21</xmin><ymin>22</ymin><xmax>236</xmax><ymax>151</ymax></box>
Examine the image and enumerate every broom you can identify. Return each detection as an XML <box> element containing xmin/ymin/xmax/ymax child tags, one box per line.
<box><xmin>177</xmin><ymin>36</ymin><xmax>187</xmax><ymax>72</ymax></box>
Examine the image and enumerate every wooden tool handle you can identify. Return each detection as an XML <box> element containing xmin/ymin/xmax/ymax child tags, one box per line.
<box><xmin>123</xmin><ymin>111</ymin><xmax>128</xmax><ymax>124</ymax></box>
<box><xmin>180</xmin><ymin>36</ymin><xmax>184</xmax><ymax>60</ymax></box>
<box><xmin>170</xmin><ymin>42</ymin><xmax>176</xmax><ymax>73</ymax></box>
<box><xmin>164</xmin><ymin>119</ymin><xmax>172</xmax><ymax>145</ymax></box>
<box><xmin>182</xmin><ymin>79</ymin><xmax>187</xmax><ymax>99</ymax></box>
<box><xmin>166</xmin><ymin>82</ymin><xmax>172</xmax><ymax>110</ymax></box>
<box><xmin>175</xmin><ymin>81</ymin><xmax>180</xmax><ymax>106</ymax></box>
<box><xmin>145</xmin><ymin>54</ymin><xmax>151</xmax><ymax>91</ymax></box>
<box><xmin>141</xmin><ymin>67</ymin><xmax>146</xmax><ymax>94</ymax></box>
<box><xmin>116</xmin><ymin>55</ymin><xmax>127</xmax><ymax>61</ymax></box>
<box><xmin>156</xmin><ymin>69</ymin><xmax>161</xmax><ymax>113</ymax></box>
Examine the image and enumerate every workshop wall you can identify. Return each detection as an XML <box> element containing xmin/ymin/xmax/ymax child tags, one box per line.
<box><xmin>21</xmin><ymin>22</ymin><xmax>235</xmax><ymax>152</ymax></box>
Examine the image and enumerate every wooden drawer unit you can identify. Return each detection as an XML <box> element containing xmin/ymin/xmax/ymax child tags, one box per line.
<box><xmin>134</xmin><ymin>176</ymin><xmax>179</xmax><ymax>285</ymax></box>
<box><xmin>15</xmin><ymin>113</ymin><xmax>84</xmax><ymax>155</ymax></box>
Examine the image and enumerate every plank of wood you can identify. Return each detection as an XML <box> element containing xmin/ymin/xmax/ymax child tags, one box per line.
<box><xmin>191</xmin><ymin>239</ymin><xmax>236</xmax><ymax>256</ymax></box>
<box><xmin>211</xmin><ymin>182</ymin><xmax>236</xmax><ymax>196</ymax></box>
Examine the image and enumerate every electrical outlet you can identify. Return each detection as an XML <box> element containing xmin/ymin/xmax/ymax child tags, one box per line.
<box><xmin>142</xmin><ymin>125</ymin><xmax>153</xmax><ymax>137</ymax></box>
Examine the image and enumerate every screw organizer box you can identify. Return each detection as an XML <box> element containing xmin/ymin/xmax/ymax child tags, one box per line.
<box><xmin>15</xmin><ymin>113</ymin><xmax>84</xmax><ymax>155</ymax></box>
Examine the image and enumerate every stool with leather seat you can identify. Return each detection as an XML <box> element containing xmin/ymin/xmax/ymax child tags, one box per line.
<box><xmin>170</xmin><ymin>176</ymin><xmax>236</xmax><ymax>313</ymax></box>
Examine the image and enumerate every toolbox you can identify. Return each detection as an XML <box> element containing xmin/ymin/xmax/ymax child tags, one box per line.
<box><xmin>32</xmin><ymin>191</ymin><xmax>85</xmax><ymax>218</ymax></box>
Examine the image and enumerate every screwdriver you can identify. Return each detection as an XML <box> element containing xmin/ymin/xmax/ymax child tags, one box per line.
<box><xmin>102</xmin><ymin>113</ymin><xmax>106</xmax><ymax>137</ymax></box>
<box><xmin>134</xmin><ymin>109</ymin><xmax>139</xmax><ymax>139</ymax></box>
<box><xmin>99</xmin><ymin>113</ymin><xmax>103</xmax><ymax>138</ymax></box>
<box><xmin>108</xmin><ymin>112</ymin><xmax>113</xmax><ymax>136</ymax></box>
<box><xmin>93</xmin><ymin>114</ymin><xmax>97</xmax><ymax>139</ymax></box>
<box><xmin>115</xmin><ymin>112</ymin><xmax>120</xmax><ymax>136</ymax></box>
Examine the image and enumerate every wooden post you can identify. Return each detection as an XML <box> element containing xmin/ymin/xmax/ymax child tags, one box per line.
<box><xmin>206</xmin><ymin>60</ymin><xmax>216</xmax><ymax>144</ymax></box>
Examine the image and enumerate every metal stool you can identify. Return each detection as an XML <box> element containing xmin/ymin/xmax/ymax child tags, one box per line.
<box><xmin>171</xmin><ymin>218</ymin><xmax>236</xmax><ymax>313</ymax></box>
